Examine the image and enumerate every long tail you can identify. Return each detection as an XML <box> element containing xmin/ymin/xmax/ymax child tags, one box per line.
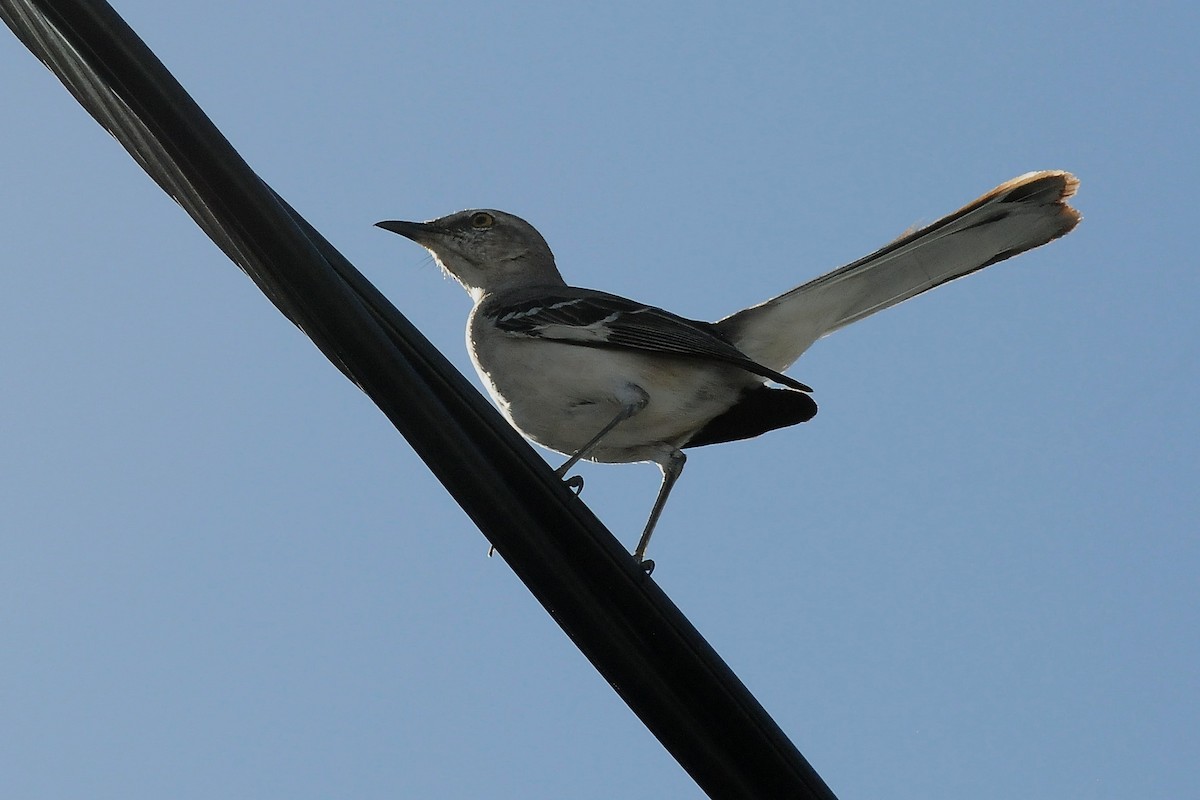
<box><xmin>716</xmin><ymin>171</ymin><xmax>1081</xmax><ymax>371</ymax></box>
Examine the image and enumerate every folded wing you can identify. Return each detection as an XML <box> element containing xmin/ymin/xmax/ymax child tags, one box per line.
<box><xmin>484</xmin><ymin>289</ymin><xmax>813</xmax><ymax>392</ymax></box>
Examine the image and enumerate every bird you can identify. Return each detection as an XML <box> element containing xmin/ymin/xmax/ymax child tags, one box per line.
<box><xmin>377</xmin><ymin>171</ymin><xmax>1080</xmax><ymax>572</ymax></box>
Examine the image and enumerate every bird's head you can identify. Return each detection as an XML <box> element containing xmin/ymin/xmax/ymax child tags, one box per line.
<box><xmin>376</xmin><ymin>209</ymin><xmax>563</xmax><ymax>300</ymax></box>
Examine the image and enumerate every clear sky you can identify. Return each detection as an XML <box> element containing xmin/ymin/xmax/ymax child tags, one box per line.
<box><xmin>2</xmin><ymin>2</ymin><xmax>1196</xmax><ymax>798</ymax></box>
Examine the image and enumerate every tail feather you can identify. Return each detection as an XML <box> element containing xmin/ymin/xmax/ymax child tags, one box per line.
<box><xmin>717</xmin><ymin>171</ymin><xmax>1081</xmax><ymax>371</ymax></box>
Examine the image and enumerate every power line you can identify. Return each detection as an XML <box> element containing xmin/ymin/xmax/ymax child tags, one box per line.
<box><xmin>0</xmin><ymin>2</ymin><xmax>840</xmax><ymax>796</ymax></box>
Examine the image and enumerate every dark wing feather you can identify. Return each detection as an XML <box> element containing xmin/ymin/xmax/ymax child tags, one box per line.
<box><xmin>487</xmin><ymin>291</ymin><xmax>812</xmax><ymax>392</ymax></box>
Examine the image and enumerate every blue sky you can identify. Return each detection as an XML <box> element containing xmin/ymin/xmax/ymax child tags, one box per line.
<box><xmin>2</xmin><ymin>2</ymin><xmax>1196</xmax><ymax>798</ymax></box>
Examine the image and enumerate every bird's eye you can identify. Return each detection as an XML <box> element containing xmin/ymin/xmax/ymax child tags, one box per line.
<box><xmin>470</xmin><ymin>212</ymin><xmax>495</xmax><ymax>229</ymax></box>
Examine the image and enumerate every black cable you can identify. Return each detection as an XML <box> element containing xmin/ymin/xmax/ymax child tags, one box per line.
<box><xmin>1</xmin><ymin>2</ymin><xmax>839</xmax><ymax>796</ymax></box>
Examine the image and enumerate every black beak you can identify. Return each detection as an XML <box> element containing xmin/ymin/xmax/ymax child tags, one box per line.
<box><xmin>375</xmin><ymin>219</ymin><xmax>436</xmax><ymax>241</ymax></box>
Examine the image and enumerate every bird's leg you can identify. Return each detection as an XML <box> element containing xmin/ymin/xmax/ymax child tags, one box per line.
<box><xmin>632</xmin><ymin>449</ymin><xmax>686</xmax><ymax>574</ymax></box>
<box><xmin>554</xmin><ymin>388</ymin><xmax>650</xmax><ymax>486</ymax></box>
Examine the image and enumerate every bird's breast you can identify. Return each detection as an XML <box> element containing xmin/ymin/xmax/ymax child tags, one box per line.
<box><xmin>467</xmin><ymin>332</ymin><xmax>750</xmax><ymax>463</ymax></box>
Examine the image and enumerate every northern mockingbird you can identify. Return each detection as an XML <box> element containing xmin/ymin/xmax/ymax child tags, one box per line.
<box><xmin>378</xmin><ymin>171</ymin><xmax>1080</xmax><ymax>572</ymax></box>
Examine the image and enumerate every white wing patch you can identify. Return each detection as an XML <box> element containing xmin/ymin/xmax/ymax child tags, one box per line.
<box><xmin>497</xmin><ymin>298</ymin><xmax>588</xmax><ymax>324</ymax></box>
<box><xmin>529</xmin><ymin>312</ymin><xmax>625</xmax><ymax>343</ymax></box>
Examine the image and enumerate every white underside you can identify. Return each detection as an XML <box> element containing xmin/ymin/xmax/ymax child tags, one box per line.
<box><xmin>468</xmin><ymin>314</ymin><xmax>753</xmax><ymax>465</ymax></box>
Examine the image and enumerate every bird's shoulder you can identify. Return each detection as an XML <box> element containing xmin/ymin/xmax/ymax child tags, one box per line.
<box><xmin>477</xmin><ymin>286</ymin><xmax>738</xmax><ymax>348</ymax></box>
<box><xmin>478</xmin><ymin>286</ymin><xmax>669</xmax><ymax>329</ymax></box>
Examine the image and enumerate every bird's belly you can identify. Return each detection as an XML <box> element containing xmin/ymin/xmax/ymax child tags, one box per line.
<box><xmin>470</xmin><ymin>338</ymin><xmax>748</xmax><ymax>463</ymax></box>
